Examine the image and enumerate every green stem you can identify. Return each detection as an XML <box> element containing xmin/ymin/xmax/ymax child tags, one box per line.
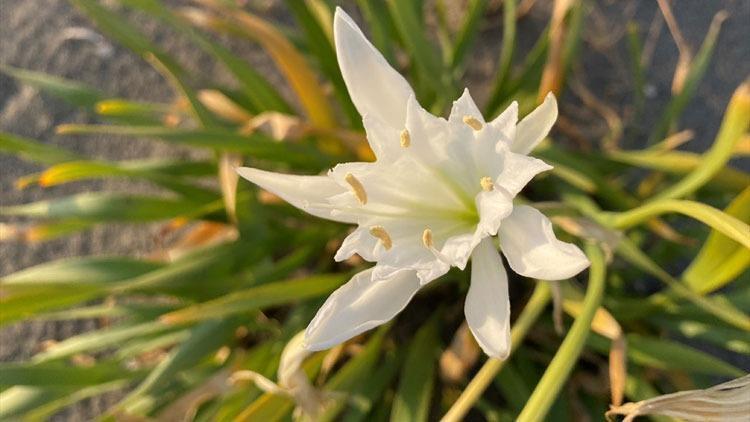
<box><xmin>441</xmin><ymin>282</ymin><xmax>551</xmax><ymax>422</ymax></box>
<box><xmin>606</xmin><ymin>199</ymin><xmax>750</xmax><ymax>250</ymax></box>
<box><xmin>516</xmin><ymin>243</ymin><xmax>606</xmax><ymax>422</ymax></box>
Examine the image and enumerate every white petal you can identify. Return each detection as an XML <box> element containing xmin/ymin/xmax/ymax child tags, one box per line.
<box><xmin>449</xmin><ymin>88</ymin><xmax>484</xmax><ymax>126</ymax></box>
<box><xmin>512</xmin><ymin>93</ymin><xmax>558</xmax><ymax>155</ymax></box>
<box><xmin>334</xmin><ymin>8</ymin><xmax>414</xmax><ymax>129</ymax></box>
<box><xmin>499</xmin><ymin>205</ymin><xmax>590</xmax><ymax>280</ymax></box>
<box><xmin>236</xmin><ymin>167</ymin><xmax>353</xmax><ymax>223</ymax></box>
<box><xmin>495</xmin><ymin>148</ymin><xmax>553</xmax><ymax>197</ymax></box>
<box><xmin>476</xmin><ymin>188</ymin><xmax>514</xmax><ymax>237</ymax></box>
<box><xmin>362</xmin><ymin>114</ymin><xmax>400</xmax><ymax>162</ymax></box>
<box><xmin>304</xmin><ymin>268</ymin><xmax>421</xmax><ymax>350</ymax></box>
<box><xmin>466</xmin><ymin>237</ymin><xmax>511</xmax><ymax>358</ymax></box>
<box><xmin>489</xmin><ymin>101</ymin><xmax>518</xmax><ymax>141</ymax></box>
<box><xmin>335</xmin><ymin>226</ymin><xmax>379</xmax><ymax>262</ymax></box>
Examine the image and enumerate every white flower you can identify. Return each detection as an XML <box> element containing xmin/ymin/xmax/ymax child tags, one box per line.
<box><xmin>237</xmin><ymin>8</ymin><xmax>590</xmax><ymax>358</ymax></box>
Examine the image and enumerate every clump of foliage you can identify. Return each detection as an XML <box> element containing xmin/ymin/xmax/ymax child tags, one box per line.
<box><xmin>1</xmin><ymin>0</ymin><xmax>748</xmax><ymax>420</ymax></box>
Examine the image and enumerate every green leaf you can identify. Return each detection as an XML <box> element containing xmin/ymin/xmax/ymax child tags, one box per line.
<box><xmin>614</xmin><ymin>236</ymin><xmax>750</xmax><ymax>331</ymax></box>
<box><xmin>340</xmin><ymin>350</ymin><xmax>400</xmax><ymax>422</ymax></box>
<box><xmin>0</xmin><ymin>381</ymin><xmax>127</xmax><ymax>421</ymax></box>
<box><xmin>653</xmin><ymin>318</ymin><xmax>750</xmax><ymax>355</ymax></box>
<box><xmin>449</xmin><ymin>0</ymin><xmax>490</xmax><ymax>71</ymax></box>
<box><xmin>3</xmin><ymin>256</ymin><xmax>162</xmax><ymax>286</ymax></box>
<box><xmin>385</xmin><ymin>0</ymin><xmax>451</xmax><ymax>104</ymax></box>
<box><xmin>95</xmin><ymin>98</ymin><xmax>174</xmax><ymax>124</ymax></box>
<box><xmin>0</xmin><ymin>131</ymin><xmax>79</xmax><ymax>164</ymax></box>
<box><xmin>70</xmin><ymin>0</ymin><xmax>184</xmax><ymax>74</ymax></box>
<box><xmin>355</xmin><ymin>0</ymin><xmax>397</xmax><ymax>63</ymax></box>
<box><xmin>33</xmin><ymin>321</ymin><xmax>174</xmax><ymax>363</ymax></box>
<box><xmin>160</xmin><ymin>273</ymin><xmax>348</xmax><ymax>324</ymax></box>
<box><xmin>650</xmin><ymin>12</ymin><xmax>727</xmax><ymax>143</ymax></box>
<box><xmin>0</xmin><ymin>192</ymin><xmax>201</xmax><ymax>222</ymax></box>
<box><xmin>285</xmin><ymin>0</ymin><xmax>360</xmax><ymax>127</ymax></box>
<box><xmin>0</xmin><ymin>64</ymin><xmax>104</xmax><ymax>107</ymax></box>
<box><xmin>117</xmin><ymin>318</ymin><xmax>241</xmax><ymax>413</ymax></box>
<box><xmin>485</xmin><ymin>0</ymin><xmax>516</xmax><ymax>115</ymax></box>
<box><xmin>683</xmin><ymin>187</ymin><xmax>750</xmax><ymax>293</ymax></box>
<box><xmin>598</xmin><ymin>334</ymin><xmax>744</xmax><ymax>378</ymax></box>
<box><xmin>652</xmin><ymin>82</ymin><xmax>750</xmax><ymax>201</ymax></box>
<box><xmin>607</xmin><ymin>149</ymin><xmax>750</xmax><ymax>193</ymax></box>
<box><xmin>390</xmin><ymin>316</ymin><xmax>440</xmax><ymax>422</ymax></box>
<box><xmin>24</xmin><ymin>159</ymin><xmax>218</xmax><ymax>201</ymax></box>
<box><xmin>56</xmin><ymin>124</ymin><xmax>330</xmax><ymax>168</ymax></box>
<box><xmin>119</xmin><ymin>0</ymin><xmax>290</xmax><ymax>113</ymax></box>
<box><xmin>517</xmin><ymin>243</ymin><xmax>606</xmax><ymax>422</ymax></box>
<box><xmin>608</xmin><ymin>199</ymin><xmax>750</xmax><ymax>250</ymax></box>
<box><xmin>0</xmin><ymin>257</ymin><xmax>163</xmax><ymax>325</ymax></box>
<box><xmin>0</xmin><ymin>361</ymin><xmax>138</xmax><ymax>387</ymax></box>
<box><xmin>316</xmin><ymin>325</ymin><xmax>390</xmax><ymax>421</ymax></box>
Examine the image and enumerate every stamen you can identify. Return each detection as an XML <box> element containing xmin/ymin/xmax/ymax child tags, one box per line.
<box><xmin>344</xmin><ymin>173</ymin><xmax>367</xmax><ymax>205</ymax></box>
<box><xmin>422</xmin><ymin>228</ymin><xmax>452</xmax><ymax>265</ymax></box>
<box><xmin>462</xmin><ymin>115</ymin><xmax>483</xmax><ymax>131</ymax></box>
<box><xmin>400</xmin><ymin>129</ymin><xmax>411</xmax><ymax>148</ymax></box>
<box><xmin>422</xmin><ymin>228</ymin><xmax>433</xmax><ymax>248</ymax></box>
<box><xmin>480</xmin><ymin>176</ymin><xmax>494</xmax><ymax>192</ymax></box>
<box><xmin>369</xmin><ymin>226</ymin><xmax>392</xmax><ymax>250</ymax></box>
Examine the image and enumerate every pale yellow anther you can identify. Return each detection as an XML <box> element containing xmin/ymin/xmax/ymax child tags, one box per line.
<box><xmin>480</xmin><ymin>176</ymin><xmax>494</xmax><ymax>192</ymax></box>
<box><xmin>463</xmin><ymin>115</ymin><xmax>483</xmax><ymax>131</ymax></box>
<box><xmin>344</xmin><ymin>173</ymin><xmax>367</xmax><ymax>205</ymax></box>
<box><xmin>400</xmin><ymin>129</ymin><xmax>411</xmax><ymax>148</ymax></box>
<box><xmin>422</xmin><ymin>228</ymin><xmax>434</xmax><ymax>249</ymax></box>
<box><xmin>369</xmin><ymin>226</ymin><xmax>392</xmax><ymax>250</ymax></box>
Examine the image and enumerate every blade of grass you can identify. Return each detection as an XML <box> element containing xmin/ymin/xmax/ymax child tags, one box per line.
<box><xmin>607</xmin><ymin>149</ymin><xmax>750</xmax><ymax>193</ymax></box>
<box><xmin>0</xmin><ymin>64</ymin><xmax>104</xmax><ymax>108</ymax></box>
<box><xmin>0</xmin><ymin>132</ymin><xmax>79</xmax><ymax>164</ymax></box>
<box><xmin>55</xmin><ymin>124</ymin><xmax>331</xmax><ymax>168</ymax></box>
<box><xmin>449</xmin><ymin>0</ymin><xmax>490</xmax><ymax>71</ymax></box>
<box><xmin>605</xmin><ymin>199</ymin><xmax>750</xmax><ymax>250</ymax></box>
<box><xmin>187</xmin><ymin>2</ymin><xmax>337</xmax><ymax>130</ymax></box>
<box><xmin>120</xmin><ymin>0</ymin><xmax>290</xmax><ymax>113</ymax></box>
<box><xmin>485</xmin><ymin>0</ymin><xmax>517</xmax><ymax>115</ymax></box>
<box><xmin>70</xmin><ymin>0</ymin><xmax>184</xmax><ymax>73</ymax></box>
<box><xmin>0</xmin><ymin>192</ymin><xmax>202</xmax><ymax>222</ymax></box>
<box><xmin>390</xmin><ymin>315</ymin><xmax>440</xmax><ymax>422</ymax></box>
<box><xmin>442</xmin><ymin>282</ymin><xmax>551</xmax><ymax>421</ymax></box>
<box><xmin>116</xmin><ymin>317</ymin><xmax>241</xmax><ymax>413</ymax></box>
<box><xmin>159</xmin><ymin>274</ymin><xmax>347</xmax><ymax>324</ymax></box>
<box><xmin>516</xmin><ymin>243</ymin><xmax>605</xmax><ymax>422</ymax></box>
<box><xmin>284</xmin><ymin>0</ymin><xmax>360</xmax><ymax>127</ymax></box>
<box><xmin>385</xmin><ymin>0</ymin><xmax>452</xmax><ymax>106</ymax></box>
<box><xmin>651</xmin><ymin>81</ymin><xmax>750</xmax><ymax>201</ymax></box>
<box><xmin>650</xmin><ymin>12</ymin><xmax>728</xmax><ymax>143</ymax></box>
<box><xmin>683</xmin><ymin>187</ymin><xmax>750</xmax><ymax>293</ymax></box>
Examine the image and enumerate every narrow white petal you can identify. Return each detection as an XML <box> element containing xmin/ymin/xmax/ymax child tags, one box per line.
<box><xmin>476</xmin><ymin>188</ymin><xmax>514</xmax><ymax>237</ymax></box>
<box><xmin>499</xmin><ymin>205</ymin><xmax>590</xmax><ymax>280</ymax></box>
<box><xmin>489</xmin><ymin>101</ymin><xmax>518</xmax><ymax>141</ymax></box>
<box><xmin>362</xmin><ymin>114</ymin><xmax>400</xmax><ymax>162</ymax></box>
<box><xmin>466</xmin><ymin>238</ymin><xmax>511</xmax><ymax>358</ymax></box>
<box><xmin>334</xmin><ymin>8</ymin><xmax>414</xmax><ymax>129</ymax></box>
<box><xmin>304</xmin><ymin>268</ymin><xmax>421</xmax><ymax>350</ymax></box>
<box><xmin>512</xmin><ymin>93</ymin><xmax>558</xmax><ymax>155</ymax></box>
<box><xmin>236</xmin><ymin>167</ymin><xmax>353</xmax><ymax>223</ymax></box>
<box><xmin>495</xmin><ymin>149</ymin><xmax>553</xmax><ymax>197</ymax></box>
<box><xmin>335</xmin><ymin>226</ymin><xmax>379</xmax><ymax>262</ymax></box>
<box><xmin>449</xmin><ymin>88</ymin><xmax>484</xmax><ymax>126</ymax></box>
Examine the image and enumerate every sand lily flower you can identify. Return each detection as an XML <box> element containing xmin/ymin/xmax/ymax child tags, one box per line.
<box><xmin>237</xmin><ymin>8</ymin><xmax>590</xmax><ymax>358</ymax></box>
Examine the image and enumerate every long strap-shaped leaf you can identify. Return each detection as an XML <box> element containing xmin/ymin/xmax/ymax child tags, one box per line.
<box><xmin>189</xmin><ymin>1</ymin><xmax>337</xmax><ymax>130</ymax></box>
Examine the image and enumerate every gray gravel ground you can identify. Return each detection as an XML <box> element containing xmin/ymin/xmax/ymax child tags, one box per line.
<box><xmin>0</xmin><ymin>0</ymin><xmax>748</xmax><ymax>419</ymax></box>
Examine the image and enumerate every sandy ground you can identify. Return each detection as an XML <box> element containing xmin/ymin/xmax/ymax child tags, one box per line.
<box><xmin>0</xmin><ymin>0</ymin><xmax>748</xmax><ymax>419</ymax></box>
